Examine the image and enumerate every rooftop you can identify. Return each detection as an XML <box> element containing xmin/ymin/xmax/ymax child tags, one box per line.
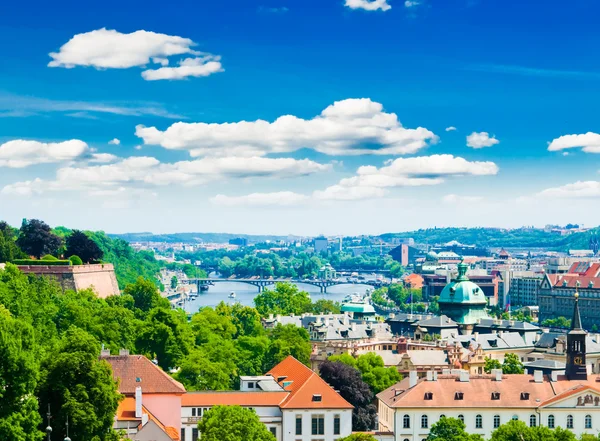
<box><xmin>183</xmin><ymin>391</ymin><xmax>290</xmax><ymax>407</ymax></box>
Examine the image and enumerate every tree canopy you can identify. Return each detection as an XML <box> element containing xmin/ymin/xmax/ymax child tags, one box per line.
<box><xmin>426</xmin><ymin>417</ymin><xmax>483</xmax><ymax>441</ymax></box>
<box><xmin>17</xmin><ymin>219</ymin><xmax>62</xmax><ymax>258</ymax></box>
<box><xmin>198</xmin><ymin>405</ymin><xmax>276</xmax><ymax>441</ymax></box>
<box><xmin>65</xmin><ymin>230</ymin><xmax>104</xmax><ymax>263</ymax></box>
<box><xmin>329</xmin><ymin>352</ymin><xmax>401</xmax><ymax>394</ymax></box>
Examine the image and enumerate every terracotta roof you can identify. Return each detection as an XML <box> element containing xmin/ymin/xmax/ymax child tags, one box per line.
<box><xmin>267</xmin><ymin>356</ymin><xmax>353</xmax><ymax>409</ymax></box>
<box><xmin>551</xmin><ymin>274</ymin><xmax>600</xmax><ymax>289</ymax></box>
<box><xmin>378</xmin><ymin>374</ymin><xmax>600</xmax><ymax>409</ymax></box>
<box><xmin>116</xmin><ymin>397</ymin><xmax>138</xmax><ymax>421</ymax></box>
<box><xmin>103</xmin><ymin>355</ymin><xmax>185</xmax><ymax>395</ymax></box>
<box><xmin>182</xmin><ymin>391</ymin><xmax>290</xmax><ymax>407</ymax></box>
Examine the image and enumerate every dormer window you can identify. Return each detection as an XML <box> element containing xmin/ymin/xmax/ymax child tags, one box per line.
<box><xmin>491</xmin><ymin>392</ymin><xmax>500</xmax><ymax>400</ymax></box>
<box><xmin>521</xmin><ymin>392</ymin><xmax>530</xmax><ymax>400</ymax></box>
<box><xmin>424</xmin><ymin>392</ymin><xmax>433</xmax><ymax>400</ymax></box>
<box><xmin>248</xmin><ymin>382</ymin><xmax>255</xmax><ymax>389</ymax></box>
<box><xmin>312</xmin><ymin>394</ymin><xmax>322</xmax><ymax>402</ymax></box>
<box><xmin>277</xmin><ymin>376</ymin><xmax>287</xmax><ymax>382</ymax></box>
<box><xmin>454</xmin><ymin>392</ymin><xmax>464</xmax><ymax>400</ymax></box>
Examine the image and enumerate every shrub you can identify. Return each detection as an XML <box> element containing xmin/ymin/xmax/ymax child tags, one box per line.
<box><xmin>13</xmin><ymin>259</ymin><xmax>71</xmax><ymax>266</ymax></box>
<box><xmin>69</xmin><ymin>255</ymin><xmax>84</xmax><ymax>266</ymax></box>
<box><xmin>41</xmin><ymin>255</ymin><xmax>59</xmax><ymax>261</ymax></box>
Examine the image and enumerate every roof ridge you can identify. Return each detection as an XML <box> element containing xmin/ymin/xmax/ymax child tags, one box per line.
<box><xmin>140</xmin><ymin>356</ymin><xmax>186</xmax><ymax>392</ymax></box>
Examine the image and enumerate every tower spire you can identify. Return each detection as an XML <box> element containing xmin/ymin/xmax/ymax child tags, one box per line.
<box><xmin>571</xmin><ymin>282</ymin><xmax>583</xmax><ymax>330</ymax></box>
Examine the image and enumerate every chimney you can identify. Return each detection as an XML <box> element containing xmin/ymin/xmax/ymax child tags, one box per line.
<box><xmin>389</xmin><ymin>313</ymin><xmax>396</xmax><ymax>319</ymax></box>
<box><xmin>269</xmin><ymin>313</ymin><xmax>274</xmax><ymax>320</ymax></box>
<box><xmin>119</xmin><ymin>348</ymin><xmax>130</xmax><ymax>356</ymax></box>
<box><xmin>100</xmin><ymin>348</ymin><xmax>111</xmax><ymax>357</ymax></box>
<box><xmin>473</xmin><ymin>332</ymin><xmax>479</xmax><ymax>339</ymax></box>
<box><xmin>343</xmin><ymin>312</ymin><xmax>350</xmax><ymax>325</ymax></box>
<box><xmin>409</xmin><ymin>371</ymin><xmax>418</xmax><ymax>388</ymax></box>
<box><xmin>276</xmin><ymin>314</ymin><xmax>281</xmax><ymax>322</ymax></box>
<box><xmin>442</xmin><ymin>368</ymin><xmax>451</xmax><ymax>375</ymax></box>
<box><xmin>426</xmin><ymin>371</ymin><xmax>433</xmax><ymax>381</ymax></box>
<box><xmin>534</xmin><ymin>370</ymin><xmax>544</xmax><ymax>383</ymax></box>
<box><xmin>433</xmin><ymin>371</ymin><xmax>438</xmax><ymax>381</ymax></box>
<box><xmin>325</xmin><ymin>317</ymin><xmax>330</xmax><ymax>327</ymax></box>
<box><xmin>459</xmin><ymin>371</ymin><xmax>470</xmax><ymax>382</ymax></box>
<box><xmin>551</xmin><ymin>371</ymin><xmax>559</xmax><ymax>382</ymax></box>
<box><xmin>135</xmin><ymin>386</ymin><xmax>142</xmax><ymax>418</ymax></box>
<box><xmin>492</xmin><ymin>369</ymin><xmax>503</xmax><ymax>381</ymax></box>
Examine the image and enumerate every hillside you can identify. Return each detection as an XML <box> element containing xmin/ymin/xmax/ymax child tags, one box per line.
<box><xmin>109</xmin><ymin>231</ymin><xmax>292</xmax><ymax>244</ymax></box>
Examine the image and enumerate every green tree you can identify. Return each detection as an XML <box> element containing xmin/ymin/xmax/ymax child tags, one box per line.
<box><xmin>427</xmin><ymin>417</ymin><xmax>483</xmax><ymax>441</ymax></box>
<box><xmin>0</xmin><ymin>221</ymin><xmax>25</xmax><ymax>263</ymax></box>
<box><xmin>198</xmin><ymin>405</ymin><xmax>276</xmax><ymax>441</ymax></box>
<box><xmin>65</xmin><ymin>230</ymin><xmax>104</xmax><ymax>263</ymax></box>
<box><xmin>0</xmin><ymin>306</ymin><xmax>43</xmax><ymax>441</ymax></box>
<box><xmin>171</xmin><ymin>275</ymin><xmax>178</xmax><ymax>289</ymax></box>
<box><xmin>330</xmin><ymin>352</ymin><xmax>401</xmax><ymax>394</ymax></box>
<box><xmin>266</xmin><ymin>324</ymin><xmax>311</xmax><ymax>369</ymax></box>
<box><xmin>338</xmin><ymin>435</ymin><xmax>377</xmax><ymax>441</ymax></box>
<box><xmin>124</xmin><ymin>277</ymin><xmax>170</xmax><ymax>314</ymax></box>
<box><xmin>17</xmin><ymin>219</ymin><xmax>62</xmax><ymax>259</ymax></box>
<box><xmin>502</xmin><ymin>353</ymin><xmax>524</xmax><ymax>374</ymax></box>
<box><xmin>176</xmin><ymin>349</ymin><xmax>236</xmax><ymax>391</ymax></box>
<box><xmin>311</xmin><ymin>299</ymin><xmax>341</xmax><ymax>314</ymax></box>
<box><xmin>484</xmin><ymin>357</ymin><xmax>502</xmax><ymax>373</ymax></box>
<box><xmin>254</xmin><ymin>282</ymin><xmax>312</xmax><ymax>316</ymax></box>
<box><xmin>37</xmin><ymin>327</ymin><xmax>122</xmax><ymax>441</ymax></box>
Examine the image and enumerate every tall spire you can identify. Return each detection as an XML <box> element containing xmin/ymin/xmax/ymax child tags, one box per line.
<box><xmin>571</xmin><ymin>282</ymin><xmax>583</xmax><ymax>330</ymax></box>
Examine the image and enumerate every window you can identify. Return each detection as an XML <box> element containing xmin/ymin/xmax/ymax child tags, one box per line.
<box><xmin>586</xmin><ymin>415</ymin><xmax>592</xmax><ymax>429</ymax></box>
<box><xmin>424</xmin><ymin>392</ymin><xmax>433</xmax><ymax>400</ymax></box>
<box><xmin>520</xmin><ymin>392</ymin><xmax>530</xmax><ymax>400</ymax></box>
<box><xmin>192</xmin><ymin>407</ymin><xmax>196</xmax><ymax>417</ymax></box>
<box><xmin>454</xmin><ymin>392</ymin><xmax>464</xmax><ymax>400</ymax></box>
<box><xmin>312</xmin><ymin>394</ymin><xmax>322</xmax><ymax>402</ymax></box>
<box><xmin>512</xmin><ymin>415</ymin><xmax>519</xmax><ymax>421</ymax></box>
<box><xmin>491</xmin><ymin>392</ymin><xmax>500</xmax><ymax>400</ymax></box>
<box><xmin>421</xmin><ymin>415</ymin><xmax>428</xmax><ymax>429</ymax></box>
<box><xmin>334</xmin><ymin>415</ymin><xmax>341</xmax><ymax>435</ymax></box>
<box><xmin>192</xmin><ymin>428</ymin><xmax>199</xmax><ymax>441</ymax></box>
<box><xmin>181</xmin><ymin>428</ymin><xmax>185</xmax><ymax>441</ymax></box>
<box><xmin>312</xmin><ymin>415</ymin><xmax>325</xmax><ymax>435</ymax></box>
<box><xmin>567</xmin><ymin>415</ymin><xmax>574</xmax><ymax>429</ymax></box>
<box><xmin>530</xmin><ymin>415</ymin><xmax>537</xmax><ymax>427</ymax></box>
<box><xmin>458</xmin><ymin>415</ymin><xmax>464</xmax><ymax>423</ymax></box>
<box><xmin>270</xmin><ymin>427</ymin><xmax>277</xmax><ymax>437</ymax></box>
<box><xmin>295</xmin><ymin>415</ymin><xmax>302</xmax><ymax>435</ymax></box>
<box><xmin>248</xmin><ymin>382</ymin><xmax>255</xmax><ymax>389</ymax></box>
<box><xmin>494</xmin><ymin>415</ymin><xmax>501</xmax><ymax>429</ymax></box>
<box><xmin>548</xmin><ymin>415</ymin><xmax>555</xmax><ymax>429</ymax></box>
<box><xmin>476</xmin><ymin>415</ymin><xmax>483</xmax><ymax>429</ymax></box>
<box><xmin>403</xmin><ymin>414</ymin><xmax>411</xmax><ymax>429</ymax></box>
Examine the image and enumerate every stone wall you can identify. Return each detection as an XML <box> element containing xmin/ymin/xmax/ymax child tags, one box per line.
<box><xmin>17</xmin><ymin>264</ymin><xmax>120</xmax><ymax>298</ymax></box>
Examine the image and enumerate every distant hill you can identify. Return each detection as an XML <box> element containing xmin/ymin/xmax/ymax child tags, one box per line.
<box><xmin>109</xmin><ymin>232</ymin><xmax>293</xmax><ymax>244</ymax></box>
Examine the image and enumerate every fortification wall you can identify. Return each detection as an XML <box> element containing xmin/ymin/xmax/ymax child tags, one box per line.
<box><xmin>17</xmin><ymin>264</ymin><xmax>120</xmax><ymax>299</ymax></box>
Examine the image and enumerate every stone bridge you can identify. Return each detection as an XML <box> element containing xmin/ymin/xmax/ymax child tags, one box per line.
<box><xmin>188</xmin><ymin>278</ymin><xmax>383</xmax><ymax>293</ymax></box>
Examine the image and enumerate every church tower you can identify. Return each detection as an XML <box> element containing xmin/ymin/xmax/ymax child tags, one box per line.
<box><xmin>566</xmin><ymin>286</ymin><xmax>587</xmax><ymax>380</ymax></box>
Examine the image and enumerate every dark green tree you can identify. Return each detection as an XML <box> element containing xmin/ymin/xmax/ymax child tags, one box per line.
<box><xmin>37</xmin><ymin>327</ymin><xmax>122</xmax><ymax>441</ymax></box>
<box><xmin>0</xmin><ymin>306</ymin><xmax>44</xmax><ymax>441</ymax></box>
<box><xmin>198</xmin><ymin>405</ymin><xmax>276</xmax><ymax>441</ymax></box>
<box><xmin>65</xmin><ymin>230</ymin><xmax>104</xmax><ymax>263</ymax></box>
<box><xmin>171</xmin><ymin>275</ymin><xmax>178</xmax><ymax>289</ymax></box>
<box><xmin>16</xmin><ymin>219</ymin><xmax>62</xmax><ymax>259</ymax></box>
<box><xmin>124</xmin><ymin>277</ymin><xmax>169</xmax><ymax>314</ymax></box>
<box><xmin>311</xmin><ymin>299</ymin><xmax>341</xmax><ymax>314</ymax></box>
<box><xmin>254</xmin><ymin>282</ymin><xmax>312</xmax><ymax>316</ymax></box>
<box><xmin>0</xmin><ymin>221</ymin><xmax>25</xmax><ymax>263</ymax></box>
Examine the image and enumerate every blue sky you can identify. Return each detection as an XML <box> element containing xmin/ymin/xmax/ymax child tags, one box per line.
<box><xmin>1</xmin><ymin>0</ymin><xmax>600</xmax><ymax>235</ymax></box>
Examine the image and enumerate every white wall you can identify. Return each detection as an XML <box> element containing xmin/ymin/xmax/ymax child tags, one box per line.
<box><xmin>281</xmin><ymin>409</ymin><xmax>352</xmax><ymax>441</ymax></box>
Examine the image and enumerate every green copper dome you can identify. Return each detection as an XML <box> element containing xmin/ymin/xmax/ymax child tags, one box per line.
<box><xmin>438</xmin><ymin>259</ymin><xmax>490</xmax><ymax>325</ymax></box>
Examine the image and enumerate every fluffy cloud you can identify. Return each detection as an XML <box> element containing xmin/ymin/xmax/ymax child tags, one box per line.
<box><xmin>211</xmin><ymin>192</ymin><xmax>309</xmax><ymax>206</ymax></box>
<box><xmin>445</xmin><ymin>126</ymin><xmax>457</xmax><ymax>132</ymax></box>
<box><xmin>316</xmin><ymin>154</ymin><xmax>498</xmax><ymax>201</ymax></box>
<box><xmin>442</xmin><ymin>194</ymin><xmax>484</xmax><ymax>204</ymax></box>
<box><xmin>345</xmin><ymin>0</ymin><xmax>392</xmax><ymax>11</ymax></box>
<box><xmin>466</xmin><ymin>131</ymin><xmax>499</xmax><ymax>149</ymax></box>
<box><xmin>89</xmin><ymin>153</ymin><xmax>119</xmax><ymax>164</ymax></box>
<box><xmin>536</xmin><ymin>181</ymin><xmax>600</xmax><ymax>198</ymax></box>
<box><xmin>2</xmin><ymin>156</ymin><xmax>330</xmax><ymax>195</ymax></box>
<box><xmin>48</xmin><ymin>28</ymin><xmax>222</xmax><ymax>81</ymax></box>
<box><xmin>404</xmin><ymin>0</ymin><xmax>420</xmax><ymax>7</ymax></box>
<box><xmin>142</xmin><ymin>56</ymin><xmax>224</xmax><ymax>81</ymax></box>
<box><xmin>0</xmin><ymin>139</ymin><xmax>88</xmax><ymax>168</ymax></box>
<box><xmin>108</xmin><ymin>138</ymin><xmax>120</xmax><ymax>145</ymax></box>
<box><xmin>547</xmin><ymin>132</ymin><xmax>600</xmax><ymax>153</ymax></box>
<box><xmin>135</xmin><ymin>98</ymin><xmax>438</xmax><ymax>157</ymax></box>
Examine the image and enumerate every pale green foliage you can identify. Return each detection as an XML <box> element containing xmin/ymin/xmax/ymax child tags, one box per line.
<box><xmin>198</xmin><ymin>405</ymin><xmax>276</xmax><ymax>441</ymax></box>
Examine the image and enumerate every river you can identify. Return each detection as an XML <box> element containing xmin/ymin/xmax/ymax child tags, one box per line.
<box><xmin>182</xmin><ymin>281</ymin><xmax>373</xmax><ymax>313</ymax></box>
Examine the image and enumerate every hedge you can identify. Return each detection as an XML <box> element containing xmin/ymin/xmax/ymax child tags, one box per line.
<box><xmin>12</xmin><ymin>259</ymin><xmax>72</xmax><ymax>266</ymax></box>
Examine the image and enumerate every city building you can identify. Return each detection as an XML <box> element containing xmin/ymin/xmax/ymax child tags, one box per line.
<box><xmin>497</xmin><ymin>271</ymin><xmax>544</xmax><ymax>308</ymax></box>
<box><xmin>105</xmin><ymin>350</ymin><xmax>185</xmax><ymax>441</ymax></box>
<box><xmin>318</xmin><ymin>264</ymin><xmax>337</xmax><ymax>280</ymax></box>
<box><xmin>403</xmin><ymin>274</ymin><xmax>424</xmax><ymax>289</ymax></box>
<box><xmin>422</xmin><ymin>272</ymin><xmax>498</xmax><ymax>306</ymax></box>
<box><xmin>228</xmin><ymin>237</ymin><xmax>248</xmax><ymax>247</ymax></box>
<box><xmin>538</xmin><ymin>262</ymin><xmax>600</xmax><ymax>329</ymax></box>
<box><xmin>314</xmin><ymin>236</ymin><xmax>329</xmax><ymax>253</ymax></box>
<box><xmin>181</xmin><ymin>356</ymin><xmax>353</xmax><ymax>441</ymax></box>
<box><xmin>377</xmin><ymin>297</ymin><xmax>599</xmax><ymax>440</ymax></box>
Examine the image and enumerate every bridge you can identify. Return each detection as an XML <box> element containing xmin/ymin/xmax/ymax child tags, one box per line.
<box><xmin>187</xmin><ymin>278</ymin><xmax>386</xmax><ymax>293</ymax></box>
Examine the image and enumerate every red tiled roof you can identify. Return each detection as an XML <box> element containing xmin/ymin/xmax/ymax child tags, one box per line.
<box><xmin>103</xmin><ymin>355</ymin><xmax>185</xmax><ymax>395</ymax></box>
<box><xmin>182</xmin><ymin>392</ymin><xmax>290</xmax><ymax>407</ymax></box>
<box><xmin>267</xmin><ymin>356</ymin><xmax>353</xmax><ymax>409</ymax></box>
<box><xmin>551</xmin><ymin>274</ymin><xmax>600</xmax><ymax>289</ymax></box>
<box><xmin>540</xmin><ymin>384</ymin><xmax>600</xmax><ymax>407</ymax></box>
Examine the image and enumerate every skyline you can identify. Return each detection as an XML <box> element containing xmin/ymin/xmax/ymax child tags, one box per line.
<box><xmin>2</xmin><ymin>0</ymin><xmax>600</xmax><ymax>235</ymax></box>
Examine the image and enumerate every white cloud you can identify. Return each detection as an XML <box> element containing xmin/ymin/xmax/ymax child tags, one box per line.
<box><xmin>48</xmin><ymin>28</ymin><xmax>223</xmax><ymax>81</ymax></box>
<box><xmin>536</xmin><ymin>181</ymin><xmax>600</xmax><ymax>199</ymax></box>
<box><xmin>404</xmin><ymin>0</ymin><xmax>420</xmax><ymax>7</ymax></box>
<box><xmin>445</xmin><ymin>126</ymin><xmax>457</xmax><ymax>132</ymax></box>
<box><xmin>89</xmin><ymin>153</ymin><xmax>119</xmax><ymax>164</ymax></box>
<box><xmin>466</xmin><ymin>131</ymin><xmax>499</xmax><ymax>149</ymax></box>
<box><xmin>442</xmin><ymin>194</ymin><xmax>484</xmax><ymax>204</ymax></box>
<box><xmin>211</xmin><ymin>192</ymin><xmax>309</xmax><ymax>206</ymax></box>
<box><xmin>345</xmin><ymin>0</ymin><xmax>392</xmax><ymax>11</ymax></box>
<box><xmin>135</xmin><ymin>98</ymin><xmax>438</xmax><ymax>157</ymax></box>
<box><xmin>2</xmin><ymin>156</ymin><xmax>330</xmax><ymax>195</ymax></box>
<box><xmin>547</xmin><ymin>132</ymin><xmax>600</xmax><ymax>153</ymax></box>
<box><xmin>315</xmin><ymin>154</ymin><xmax>498</xmax><ymax>201</ymax></box>
<box><xmin>0</xmin><ymin>139</ymin><xmax>88</xmax><ymax>168</ymax></box>
<box><xmin>142</xmin><ymin>56</ymin><xmax>224</xmax><ymax>81</ymax></box>
<box><xmin>108</xmin><ymin>138</ymin><xmax>121</xmax><ymax>145</ymax></box>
